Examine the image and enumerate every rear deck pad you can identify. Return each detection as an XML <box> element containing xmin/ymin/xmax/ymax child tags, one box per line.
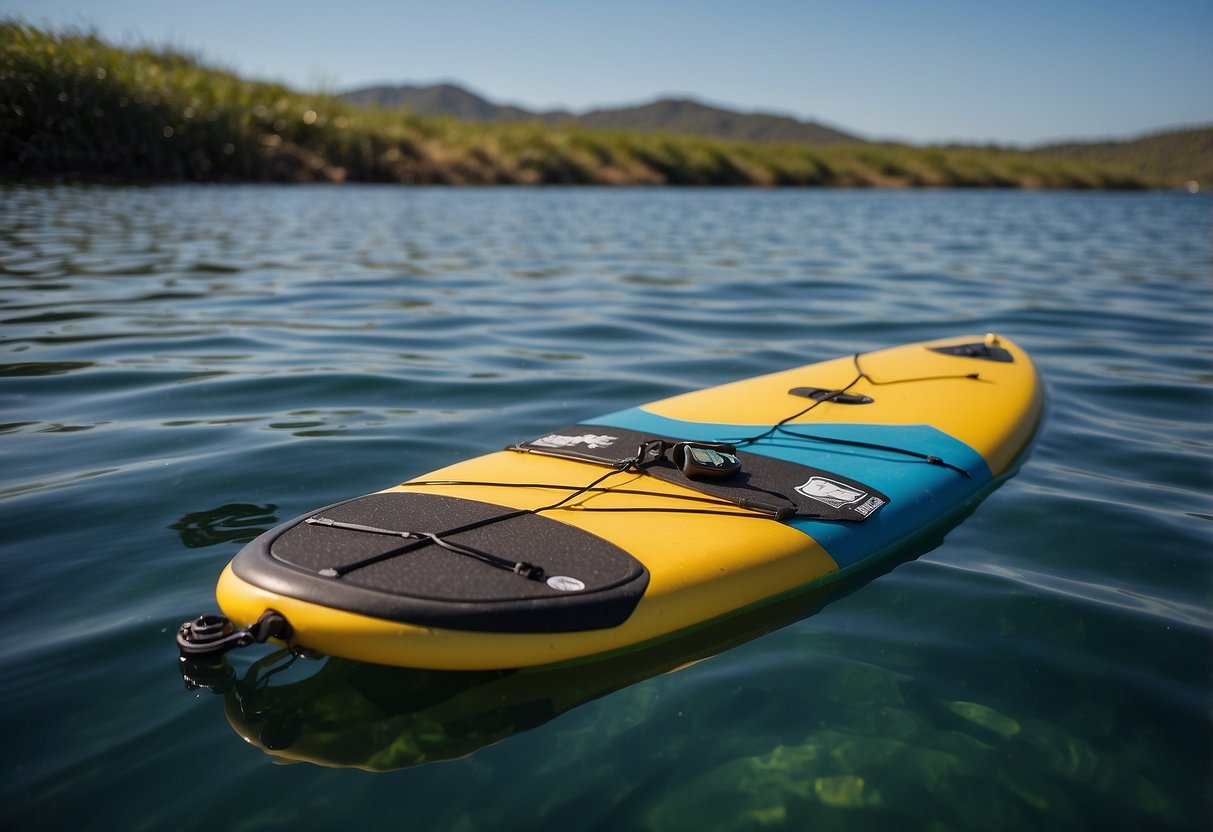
<box><xmin>233</xmin><ymin>492</ymin><xmax>650</xmax><ymax>632</ymax></box>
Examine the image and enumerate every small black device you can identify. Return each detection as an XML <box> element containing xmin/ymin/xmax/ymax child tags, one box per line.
<box><xmin>671</xmin><ymin>442</ymin><xmax>743</xmax><ymax>480</ymax></box>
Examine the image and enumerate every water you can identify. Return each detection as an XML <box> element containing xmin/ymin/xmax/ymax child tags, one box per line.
<box><xmin>2</xmin><ymin>185</ymin><xmax>1210</xmax><ymax>831</ymax></box>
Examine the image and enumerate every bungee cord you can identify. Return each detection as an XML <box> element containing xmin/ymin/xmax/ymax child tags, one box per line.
<box><xmin>305</xmin><ymin>351</ymin><xmax>982</xmax><ymax>579</ymax></box>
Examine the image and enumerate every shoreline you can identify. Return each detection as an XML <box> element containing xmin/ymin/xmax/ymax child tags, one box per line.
<box><xmin>3</xmin><ymin>22</ymin><xmax>1201</xmax><ymax>190</ymax></box>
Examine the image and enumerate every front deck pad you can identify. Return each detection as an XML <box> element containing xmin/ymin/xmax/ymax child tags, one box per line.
<box><xmin>232</xmin><ymin>492</ymin><xmax>649</xmax><ymax>632</ymax></box>
<box><xmin>513</xmin><ymin>424</ymin><xmax>889</xmax><ymax>522</ymax></box>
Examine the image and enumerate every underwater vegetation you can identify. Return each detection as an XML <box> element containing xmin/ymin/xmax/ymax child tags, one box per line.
<box><xmin>640</xmin><ymin>659</ymin><xmax>1182</xmax><ymax>831</ymax></box>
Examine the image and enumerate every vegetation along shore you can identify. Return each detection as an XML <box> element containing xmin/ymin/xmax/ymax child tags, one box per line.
<box><xmin>2</xmin><ymin>22</ymin><xmax>1208</xmax><ymax>188</ymax></box>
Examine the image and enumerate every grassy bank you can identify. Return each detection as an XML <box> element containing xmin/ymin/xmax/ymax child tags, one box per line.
<box><xmin>1032</xmin><ymin>128</ymin><xmax>1213</xmax><ymax>191</ymax></box>
<box><xmin>0</xmin><ymin>22</ymin><xmax>1157</xmax><ymax>188</ymax></box>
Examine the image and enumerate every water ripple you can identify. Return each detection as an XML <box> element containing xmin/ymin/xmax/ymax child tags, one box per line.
<box><xmin>1</xmin><ymin>184</ymin><xmax>1210</xmax><ymax>830</ymax></box>
<box><xmin>942</xmin><ymin>560</ymin><xmax>1213</xmax><ymax>631</ymax></box>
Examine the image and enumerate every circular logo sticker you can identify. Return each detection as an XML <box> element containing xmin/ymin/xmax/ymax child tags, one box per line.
<box><xmin>546</xmin><ymin>575</ymin><xmax>585</xmax><ymax>592</ymax></box>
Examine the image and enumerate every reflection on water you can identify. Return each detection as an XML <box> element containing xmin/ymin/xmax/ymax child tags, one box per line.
<box><xmin>170</xmin><ymin>503</ymin><xmax>279</xmax><ymax>548</ymax></box>
<box><xmin>187</xmin><ymin>581</ymin><xmax>849</xmax><ymax>771</ymax></box>
<box><xmin>0</xmin><ymin>360</ymin><xmax>96</xmax><ymax>376</ymax></box>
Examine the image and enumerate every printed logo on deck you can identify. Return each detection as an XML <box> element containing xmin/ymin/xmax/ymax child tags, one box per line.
<box><xmin>854</xmin><ymin>495</ymin><xmax>887</xmax><ymax>517</ymax></box>
<box><xmin>794</xmin><ymin>476</ymin><xmax>868</xmax><ymax>509</ymax></box>
<box><xmin>531</xmin><ymin>433</ymin><xmax>618</xmax><ymax>450</ymax></box>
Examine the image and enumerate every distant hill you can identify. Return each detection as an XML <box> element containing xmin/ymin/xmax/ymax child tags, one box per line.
<box><xmin>341</xmin><ymin>83</ymin><xmax>543</xmax><ymax>123</ymax></box>
<box><xmin>573</xmin><ymin>98</ymin><xmax>860</xmax><ymax>145</ymax></box>
<box><xmin>340</xmin><ymin>82</ymin><xmax>863</xmax><ymax>145</ymax></box>
<box><xmin>1031</xmin><ymin>125</ymin><xmax>1213</xmax><ymax>189</ymax></box>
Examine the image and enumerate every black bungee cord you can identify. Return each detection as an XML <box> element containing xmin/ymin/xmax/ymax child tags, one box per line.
<box><xmin>301</xmin><ymin>351</ymin><xmax>981</xmax><ymax>580</ymax></box>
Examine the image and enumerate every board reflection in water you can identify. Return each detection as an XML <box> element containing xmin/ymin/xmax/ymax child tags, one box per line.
<box><xmin>184</xmin><ymin>526</ymin><xmax>956</xmax><ymax>771</ymax></box>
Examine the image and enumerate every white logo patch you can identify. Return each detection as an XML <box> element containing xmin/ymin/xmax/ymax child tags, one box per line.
<box><xmin>531</xmin><ymin>433</ymin><xmax>618</xmax><ymax>450</ymax></box>
<box><xmin>854</xmin><ymin>495</ymin><xmax>887</xmax><ymax>517</ymax></box>
<box><xmin>794</xmin><ymin>476</ymin><xmax>868</xmax><ymax>508</ymax></box>
<box><xmin>546</xmin><ymin>575</ymin><xmax>586</xmax><ymax>592</ymax></box>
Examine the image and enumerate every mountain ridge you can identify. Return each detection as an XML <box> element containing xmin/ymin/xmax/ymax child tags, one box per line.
<box><xmin>339</xmin><ymin>82</ymin><xmax>862</xmax><ymax>145</ymax></box>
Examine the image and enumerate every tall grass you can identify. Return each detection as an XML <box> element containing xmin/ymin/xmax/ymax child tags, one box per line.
<box><xmin>1</xmin><ymin>21</ymin><xmax>1153</xmax><ymax>188</ymax></box>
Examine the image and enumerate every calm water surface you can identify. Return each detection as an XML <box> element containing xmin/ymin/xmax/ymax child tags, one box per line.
<box><xmin>2</xmin><ymin>185</ymin><xmax>1210</xmax><ymax>831</ymax></box>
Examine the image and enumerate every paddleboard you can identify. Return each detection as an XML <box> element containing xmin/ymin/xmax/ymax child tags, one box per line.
<box><xmin>190</xmin><ymin>334</ymin><xmax>1043</xmax><ymax>670</ymax></box>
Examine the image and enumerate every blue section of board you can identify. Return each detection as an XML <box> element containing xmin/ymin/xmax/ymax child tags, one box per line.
<box><xmin>592</xmin><ymin>407</ymin><xmax>993</xmax><ymax>569</ymax></box>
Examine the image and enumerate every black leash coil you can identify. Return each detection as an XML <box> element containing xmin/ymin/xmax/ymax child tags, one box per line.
<box><xmin>177</xmin><ymin>610</ymin><xmax>292</xmax><ymax>659</ymax></box>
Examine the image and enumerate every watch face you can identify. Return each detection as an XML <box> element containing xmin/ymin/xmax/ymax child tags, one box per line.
<box><xmin>671</xmin><ymin>443</ymin><xmax>741</xmax><ymax>478</ymax></box>
<box><xmin>688</xmin><ymin>447</ymin><xmax>740</xmax><ymax>470</ymax></box>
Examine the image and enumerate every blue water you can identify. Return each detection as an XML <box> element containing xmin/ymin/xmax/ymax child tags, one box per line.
<box><xmin>2</xmin><ymin>185</ymin><xmax>1210</xmax><ymax>831</ymax></box>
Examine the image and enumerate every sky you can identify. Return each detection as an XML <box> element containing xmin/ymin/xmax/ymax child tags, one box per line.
<box><xmin>4</xmin><ymin>0</ymin><xmax>1210</xmax><ymax>146</ymax></box>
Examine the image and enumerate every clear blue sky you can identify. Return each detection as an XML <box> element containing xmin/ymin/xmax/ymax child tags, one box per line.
<box><xmin>4</xmin><ymin>0</ymin><xmax>1210</xmax><ymax>145</ymax></box>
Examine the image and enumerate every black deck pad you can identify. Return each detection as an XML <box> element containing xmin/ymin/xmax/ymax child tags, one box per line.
<box><xmin>232</xmin><ymin>491</ymin><xmax>649</xmax><ymax>633</ymax></box>
<box><xmin>512</xmin><ymin>424</ymin><xmax>889</xmax><ymax>522</ymax></box>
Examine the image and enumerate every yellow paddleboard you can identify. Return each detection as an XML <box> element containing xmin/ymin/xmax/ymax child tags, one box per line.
<box><xmin>185</xmin><ymin>334</ymin><xmax>1043</xmax><ymax>670</ymax></box>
